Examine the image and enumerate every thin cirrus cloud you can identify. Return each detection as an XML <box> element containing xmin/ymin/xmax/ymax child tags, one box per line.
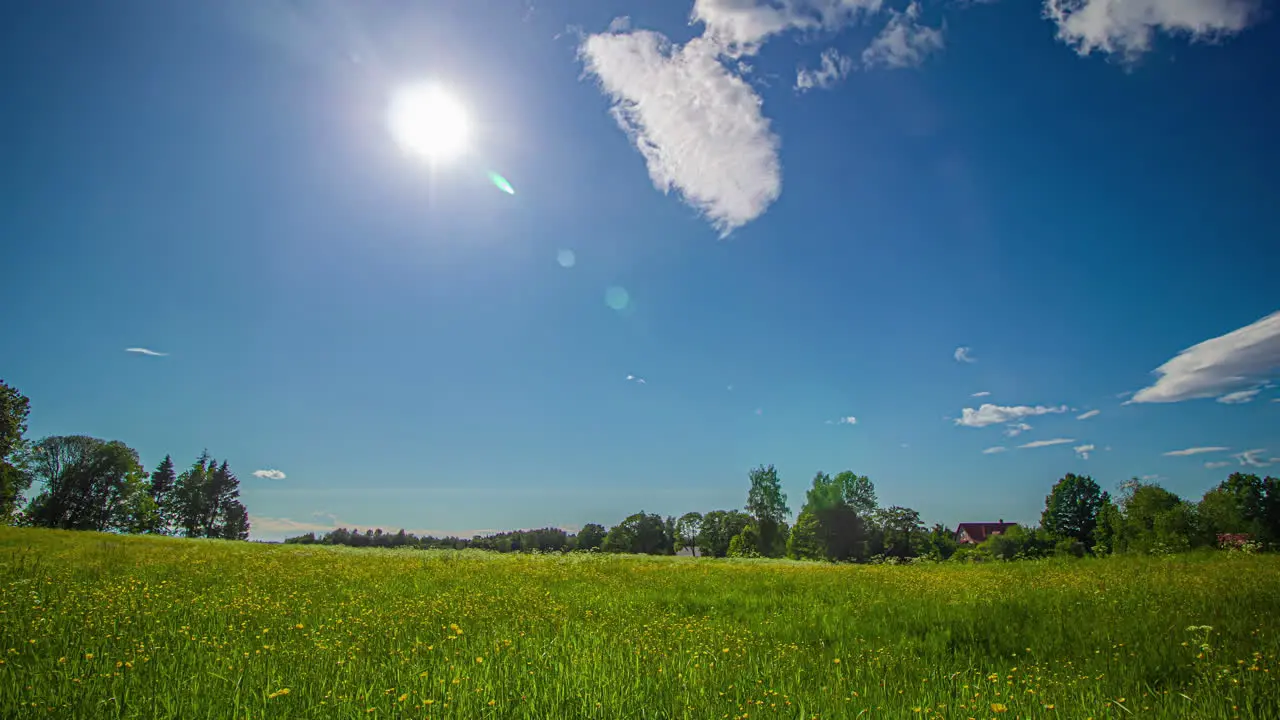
<box><xmin>954</xmin><ymin>346</ymin><xmax>976</xmax><ymax>363</ymax></box>
<box><xmin>1003</xmin><ymin>422</ymin><xmax>1032</xmax><ymax>438</ymax></box>
<box><xmin>1043</xmin><ymin>0</ymin><xmax>1264</xmax><ymax>61</ymax></box>
<box><xmin>954</xmin><ymin>403</ymin><xmax>1068</xmax><ymax>428</ymax></box>
<box><xmin>1076</xmin><ymin>409</ymin><xmax>1100</xmax><ymax>420</ymax></box>
<box><xmin>861</xmin><ymin>2</ymin><xmax>945</xmax><ymax>69</ymax></box>
<box><xmin>796</xmin><ymin>48</ymin><xmax>854</xmax><ymax>91</ymax></box>
<box><xmin>1233</xmin><ymin>448</ymin><xmax>1275</xmax><ymax>468</ymax></box>
<box><xmin>1019</xmin><ymin>438</ymin><xmax>1076</xmax><ymax>449</ymax></box>
<box><xmin>982</xmin><ymin>446</ymin><xmax>1007</xmax><ymax>454</ymax></box>
<box><xmin>1130</xmin><ymin>311</ymin><xmax>1280</xmax><ymax>404</ymax></box>
<box><xmin>625</xmin><ymin>374</ymin><xmax>647</xmax><ymax>384</ymax></box>
<box><xmin>1163</xmin><ymin>446</ymin><xmax>1230</xmax><ymax>457</ymax></box>
<box><xmin>826</xmin><ymin>416</ymin><xmax>858</xmax><ymax>425</ymax></box>
<box><xmin>1217</xmin><ymin>388</ymin><xmax>1261</xmax><ymax>404</ymax></box>
<box><xmin>252</xmin><ymin>469</ymin><xmax>287</xmax><ymax>480</ymax></box>
<box><xmin>1205</xmin><ymin>460</ymin><xmax>1233</xmax><ymax>469</ymax></box>
<box><xmin>971</xmin><ymin>391</ymin><xmax>991</xmax><ymax>398</ymax></box>
<box><xmin>125</xmin><ymin>347</ymin><xmax>168</xmax><ymax>357</ymax></box>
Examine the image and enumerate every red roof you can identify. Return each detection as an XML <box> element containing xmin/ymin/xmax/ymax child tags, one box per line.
<box><xmin>954</xmin><ymin>522</ymin><xmax>1018</xmax><ymax>543</ymax></box>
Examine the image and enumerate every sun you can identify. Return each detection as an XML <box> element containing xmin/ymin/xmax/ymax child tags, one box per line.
<box><xmin>387</xmin><ymin>83</ymin><xmax>471</xmax><ymax>163</ymax></box>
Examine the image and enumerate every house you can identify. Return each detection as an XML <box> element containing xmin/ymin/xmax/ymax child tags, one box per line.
<box><xmin>954</xmin><ymin>520</ymin><xmax>1018</xmax><ymax>545</ymax></box>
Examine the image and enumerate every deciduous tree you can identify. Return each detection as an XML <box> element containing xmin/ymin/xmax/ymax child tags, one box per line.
<box><xmin>1041</xmin><ymin>473</ymin><xmax>1108</xmax><ymax>548</ymax></box>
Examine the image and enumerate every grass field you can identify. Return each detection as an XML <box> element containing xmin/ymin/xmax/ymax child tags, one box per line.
<box><xmin>2</xmin><ymin>528</ymin><xmax>1278</xmax><ymax>719</ymax></box>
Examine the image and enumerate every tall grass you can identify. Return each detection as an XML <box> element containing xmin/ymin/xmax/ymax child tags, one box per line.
<box><xmin>1</xmin><ymin>527</ymin><xmax>1277</xmax><ymax>719</ymax></box>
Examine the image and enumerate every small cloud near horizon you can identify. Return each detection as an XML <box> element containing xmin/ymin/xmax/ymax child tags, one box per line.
<box><xmin>1163</xmin><ymin>446</ymin><xmax>1230</xmax><ymax>457</ymax></box>
<box><xmin>955</xmin><ymin>403</ymin><xmax>1067</xmax><ymax>428</ymax></box>
<box><xmin>1019</xmin><ymin>438</ymin><xmax>1075</xmax><ymax>449</ymax></box>
<box><xmin>1074</xmin><ymin>443</ymin><xmax>1095</xmax><ymax>460</ymax></box>
<box><xmin>1076</xmin><ymin>409</ymin><xmax>1100</xmax><ymax>420</ymax></box>
<box><xmin>125</xmin><ymin>347</ymin><xmax>168</xmax><ymax>357</ymax></box>
<box><xmin>1204</xmin><ymin>461</ymin><xmax>1233</xmax><ymax>469</ymax></box>
<box><xmin>253</xmin><ymin>469</ymin><xmax>287</xmax><ymax>480</ymax></box>
<box><xmin>982</xmin><ymin>446</ymin><xmax>1007</xmax><ymax>454</ymax></box>
<box><xmin>1233</xmin><ymin>448</ymin><xmax>1274</xmax><ymax>468</ymax></box>
<box><xmin>971</xmin><ymin>391</ymin><xmax>991</xmax><ymax>397</ymax></box>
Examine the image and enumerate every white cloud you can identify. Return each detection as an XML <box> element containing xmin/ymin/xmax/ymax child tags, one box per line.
<box><xmin>1043</xmin><ymin>0</ymin><xmax>1263</xmax><ymax>60</ymax></box>
<box><xmin>1076</xmin><ymin>409</ymin><xmax>1101</xmax><ymax>420</ymax></box>
<box><xmin>837</xmin><ymin>416</ymin><xmax>857</xmax><ymax>425</ymax></box>
<box><xmin>1131</xmin><ymin>311</ymin><xmax>1280</xmax><ymax>404</ymax></box>
<box><xmin>1019</xmin><ymin>438</ymin><xmax>1076</xmax><ymax>449</ymax></box>
<box><xmin>608</xmin><ymin>16</ymin><xmax>632</xmax><ymax>33</ymax></box>
<box><xmin>626</xmin><ymin>374</ymin><xmax>647</xmax><ymax>384</ymax></box>
<box><xmin>253</xmin><ymin>469</ymin><xmax>287</xmax><ymax>480</ymax></box>
<box><xmin>971</xmin><ymin>391</ymin><xmax>991</xmax><ymax>397</ymax></box>
<box><xmin>862</xmin><ymin>2</ymin><xmax>944</xmax><ymax>69</ymax></box>
<box><xmin>1074</xmin><ymin>443</ymin><xmax>1095</xmax><ymax>459</ymax></box>
<box><xmin>691</xmin><ymin>0</ymin><xmax>884</xmax><ymax>52</ymax></box>
<box><xmin>796</xmin><ymin>48</ymin><xmax>854</xmax><ymax>91</ymax></box>
<box><xmin>955</xmin><ymin>403</ymin><xmax>1069</xmax><ymax>428</ymax></box>
<box><xmin>982</xmin><ymin>446</ymin><xmax>1007</xmax><ymax>454</ymax></box>
<box><xmin>1233</xmin><ymin>448</ymin><xmax>1273</xmax><ymax>468</ymax></box>
<box><xmin>1004</xmin><ymin>422</ymin><xmax>1033</xmax><ymax>437</ymax></box>
<box><xmin>1204</xmin><ymin>460</ymin><xmax>1233</xmax><ymax>469</ymax></box>
<box><xmin>581</xmin><ymin>32</ymin><xmax>781</xmax><ymax>235</ymax></box>
<box><xmin>954</xmin><ymin>346</ymin><xmax>976</xmax><ymax>363</ymax></box>
<box><xmin>125</xmin><ymin>347</ymin><xmax>168</xmax><ymax>357</ymax></box>
<box><xmin>1217</xmin><ymin>388</ymin><xmax>1261</xmax><ymax>404</ymax></box>
<box><xmin>1163</xmin><ymin>446</ymin><xmax>1230</xmax><ymax>456</ymax></box>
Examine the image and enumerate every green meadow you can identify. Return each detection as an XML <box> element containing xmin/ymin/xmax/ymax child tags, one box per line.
<box><xmin>2</xmin><ymin>527</ymin><xmax>1278</xmax><ymax>719</ymax></box>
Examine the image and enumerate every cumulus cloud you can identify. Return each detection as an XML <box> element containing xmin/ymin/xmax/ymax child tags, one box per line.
<box><xmin>1163</xmin><ymin>446</ymin><xmax>1230</xmax><ymax>456</ymax></box>
<box><xmin>971</xmin><ymin>391</ymin><xmax>991</xmax><ymax>397</ymax></box>
<box><xmin>1004</xmin><ymin>422</ymin><xmax>1033</xmax><ymax>437</ymax></box>
<box><xmin>253</xmin><ymin>469</ymin><xmax>287</xmax><ymax>480</ymax></box>
<box><xmin>862</xmin><ymin>2</ymin><xmax>944</xmax><ymax>69</ymax></box>
<box><xmin>1217</xmin><ymin>388</ymin><xmax>1261</xmax><ymax>404</ymax></box>
<box><xmin>1233</xmin><ymin>448</ymin><xmax>1274</xmax><ymax>468</ymax></box>
<box><xmin>796</xmin><ymin>47</ymin><xmax>855</xmax><ymax>91</ymax></box>
<box><xmin>954</xmin><ymin>346</ymin><xmax>976</xmax><ymax>363</ymax></box>
<box><xmin>1204</xmin><ymin>460</ymin><xmax>1233</xmax><ymax>469</ymax></box>
<box><xmin>581</xmin><ymin>32</ymin><xmax>781</xmax><ymax>235</ymax></box>
<box><xmin>1043</xmin><ymin>0</ymin><xmax>1263</xmax><ymax>60</ymax></box>
<box><xmin>625</xmin><ymin>374</ymin><xmax>647</xmax><ymax>384</ymax></box>
<box><xmin>1076</xmin><ymin>409</ymin><xmax>1101</xmax><ymax>420</ymax></box>
<box><xmin>1019</xmin><ymin>438</ymin><xmax>1076</xmax><ymax>449</ymax></box>
<box><xmin>955</xmin><ymin>403</ymin><xmax>1068</xmax><ymax>428</ymax></box>
<box><xmin>982</xmin><ymin>446</ymin><xmax>1007</xmax><ymax>454</ymax></box>
<box><xmin>1131</xmin><ymin>311</ymin><xmax>1280</xmax><ymax>404</ymax></box>
<box><xmin>1074</xmin><ymin>443</ymin><xmax>1095</xmax><ymax>459</ymax></box>
<box><xmin>125</xmin><ymin>347</ymin><xmax>168</xmax><ymax>357</ymax></box>
<box><xmin>692</xmin><ymin>0</ymin><xmax>884</xmax><ymax>52</ymax></box>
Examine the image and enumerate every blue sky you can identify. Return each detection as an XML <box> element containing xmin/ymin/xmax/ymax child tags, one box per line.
<box><xmin>2</xmin><ymin>0</ymin><xmax>1277</xmax><ymax>540</ymax></box>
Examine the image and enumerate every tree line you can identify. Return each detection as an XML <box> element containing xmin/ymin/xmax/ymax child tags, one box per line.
<box><xmin>282</xmin><ymin>463</ymin><xmax>1280</xmax><ymax>563</ymax></box>
<box><xmin>0</xmin><ymin>379</ymin><xmax>249</xmax><ymax>538</ymax></box>
<box><xmin>6</xmin><ymin>377</ymin><xmax>1277</xmax><ymax>560</ymax></box>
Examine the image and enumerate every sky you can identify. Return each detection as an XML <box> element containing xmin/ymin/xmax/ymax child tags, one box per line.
<box><xmin>1</xmin><ymin>0</ymin><xmax>1278</xmax><ymax>541</ymax></box>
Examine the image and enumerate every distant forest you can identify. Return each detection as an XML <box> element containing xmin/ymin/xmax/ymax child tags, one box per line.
<box><xmin>4</xmin><ymin>378</ymin><xmax>1277</xmax><ymax>562</ymax></box>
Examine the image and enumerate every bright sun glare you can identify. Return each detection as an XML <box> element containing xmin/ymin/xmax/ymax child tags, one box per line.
<box><xmin>388</xmin><ymin>84</ymin><xmax>471</xmax><ymax>163</ymax></box>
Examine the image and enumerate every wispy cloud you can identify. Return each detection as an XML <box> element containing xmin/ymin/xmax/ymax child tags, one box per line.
<box><xmin>1074</xmin><ymin>443</ymin><xmax>1095</xmax><ymax>460</ymax></box>
<box><xmin>1043</xmin><ymin>0</ymin><xmax>1263</xmax><ymax>61</ymax></box>
<box><xmin>125</xmin><ymin>347</ymin><xmax>168</xmax><ymax>357</ymax></box>
<box><xmin>1076</xmin><ymin>409</ymin><xmax>1101</xmax><ymax>420</ymax></box>
<box><xmin>1019</xmin><ymin>438</ymin><xmax>1076</xmax><ymax>449</ymax></box>
<box><xmin>1163</xmin><ymin>446</ymin><xmax>1230</xmax><ymax>457</ymax></box>
<box><xmin>982</xmin><ymin>446</ymin><xmax>1007</xmax><ymax>454</ymax></box>
<box><xmin>1003</xmin><ymin>422</ymin><xmax>1033</xmax><ymax>437</ymax></box>
<box><xmin>796</xmin><ymin>47</ymin><xmax>854</xmax><ymax>91</ymax></box>
<box><xmin>971</xmin><ymin>391</ymin><xmax>991</xmax><ymax>397</ymax></box>
<box><xmin>1233</xmin><ymin>448</ymin><xmax>1274</xmax><ymax>468</ymax></box>
<box><xmin>1217</xmin><ymin>388</ymin><xmax>1261</xmax><ymax>404</ymax></box>
<box><xmin>826</xmin><ymin>416</ymin><xmax>857</xmax><ymax>425</ymax></box>
<box><xmin>625</xmin><ymin>374</ymin><xmax>647</xmax><ymax>384</ymax></box>
<box><xmin>580</xmin><ymin>32</ymin><xmax>781</xmax><ymax>235</ymax></box>
<box><xmin>955</xmin><ymin>403</ymin><xmax>1068</xmax><ymax>428</ymax></box>
<box><xmin>862</xmin><ymin>1</ymin><xmax>944</xmax><ymax>69</ymax></box>
<box><xmin>1204</xmin><ymin>460</ymin><xmax>1233</xmax><ymax>469</ymax></box>
<box><xmin>1131</xmin><ymin>311</ymin><xmax>1280</xmax><ymax>404</ymax></box>
<box><xmin>252</xmin><ymin>469</ymin><xmax>287</xmax><ymax>480</ymax></box>
<box><xmin>954</xmin><ymin>346</ymin><xmax>976</xmax><ymax>363</ymax></box>
<box><xmin>691</xmin><ymin>0</ymin><xmax>884</xmax><ymax>52</ymax></box>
